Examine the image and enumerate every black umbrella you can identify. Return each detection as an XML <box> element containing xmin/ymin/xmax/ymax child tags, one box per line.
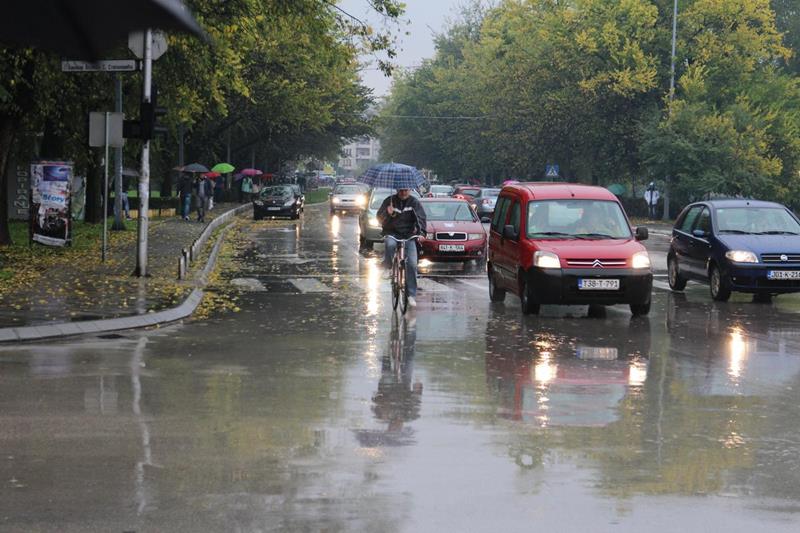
<box><xmin>0</xmin><ymin>0</ymin><xmax>206</xmax><ymax>60</ymax></box>
<box><xmin>181</xmin><ymin>163</ymin><xmax>209</xmax><ymax>173</ymax></box>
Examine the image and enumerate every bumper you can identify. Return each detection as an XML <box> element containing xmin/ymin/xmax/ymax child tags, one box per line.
<box><xmin>420</xmin><ymin>239</ymin><xmax>487</xmax><ymax>261</ymax></box>
<box><xmin>526</xmin><ymin>267</ymin><xmax>652</xmax><ymax>305</ymax></box>
<box><xmin>330</xmin><ymin>202</ymin><xmax>364</xmax><ymax>212</ymax></box>
<box><xmin>727</xmin><ymin>264</ymin><xmax>800</xmax><ymax>293</ymax></box>
<box><xmin>254</xmin><ymin>204</ymin><xmax>297</xmax><ymax>218</ymax></box>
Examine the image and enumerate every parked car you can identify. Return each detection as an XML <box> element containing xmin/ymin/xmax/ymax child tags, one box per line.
<box><xmin>419</xmin><ymin>198</ymin><xmax>487</xmax><ymax>265</ymax></box>
<box><xmin>427</xmin><ymin>184</ymin><xmax>455</xmax><ymax>198</ymax></box>
<box><xmin>358</xmin><ymin>188</ymin><xmax>422</xmax><ymax>249</ymax></box>
<box><xmin>487</xmin><ymin>183</ymin><xmax>652</xmax><ymax>316</ymax></box>
<box><xmin>329</xmin><ymin>183</ymin><xmax>367</xmax><ymax>214</ymax></box>
<box><xmin>253</xmin><ymin>185</ymin><xmax>302</xmax><ymax>220</ymax></box>
<box><xmin>667</xmin><ymin>199</ymin><xmax>800</xmax><ymax>302</ymax></box>
<box><xmin>474</xmin><ymin>188</ymin><xmax>500</xmax><ymax>222</ymax></box>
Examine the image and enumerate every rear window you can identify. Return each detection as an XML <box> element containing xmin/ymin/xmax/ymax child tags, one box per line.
<box><xmin>430</xmin><ymin>185</ymin><xmax>453</xmax><ymax>194</ymax></box>
<box><xmin>423</xmin><ymin>201</ymin><xmax>477</xmax><ymax>222</ymax></box>
<box><xmin>481</xmin><ymin>189</ymin><xmax>500</xmax><ymax>197</ymax></box>
<box><xmin>458</xmin><ymin>189</ymin><xmax>480</xmax><ymax>198</ymax></box>
<box><xmin>527</xmin><ymin>199</ymin><xmax>631</xmax><ymax>239</ymax></box>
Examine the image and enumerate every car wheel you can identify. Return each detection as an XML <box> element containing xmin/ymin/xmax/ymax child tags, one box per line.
<box><xmin>630</xmin><ymin>300</ymin><xmax>651</xmax><ymax>316</ymax></box>
<box><xmin>488</xmin><ymin>267</ymin><xmax>506</xmax><ymax>302</ymax></box>
<box><xmin>710</xmin><ymin>264</ymin><xmax>731</xmax><ymax>302</ymax></box>
<box><xmin>520</xmin><ymin>278</ymin><xmax>540</xmax><ymax>315</ymax></box>
<box><xmin>667</xmin><ymin>255</ymin><xmax>687</xmax><ymax>291</ymax></box>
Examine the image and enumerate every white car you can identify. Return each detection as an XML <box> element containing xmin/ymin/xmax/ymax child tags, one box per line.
<box><xmin>329</xmin><ymin>183</ymin><xmax>368</xmax><ymax>214</ymax></box>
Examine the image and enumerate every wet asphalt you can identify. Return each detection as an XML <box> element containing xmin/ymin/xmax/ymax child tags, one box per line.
<box><xmin>2</xmin><ymin>204</ymin><xmax>800</xmax><ymax>532</ymax></box>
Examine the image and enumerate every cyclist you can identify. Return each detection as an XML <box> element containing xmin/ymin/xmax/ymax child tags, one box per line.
<box><xmin>377</xmin><ymin>188</ymin><xmax>427</xmax><ymax>308</ymax></box>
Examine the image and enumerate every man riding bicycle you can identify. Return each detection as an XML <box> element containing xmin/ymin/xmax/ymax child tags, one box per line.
<box><xmin>377</xmin><ymin>188</ymin><xmax>427</xmax><ymax>308</ymax></box>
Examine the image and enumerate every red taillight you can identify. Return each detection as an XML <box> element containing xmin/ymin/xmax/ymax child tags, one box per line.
<box><xmin>482</xmin><ymin>199</ymin><xmax>492</xmax><ymax>204</ymax></box>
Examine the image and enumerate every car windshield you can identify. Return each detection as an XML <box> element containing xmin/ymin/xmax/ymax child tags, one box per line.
<box><xmin>333</xmin><ymin>185</ymin><xmax>362</xmax><ymax>195</ymax></box>
<box><xmin>261</xmin><ymin>186</ymin><xmax>292</xmax><ymax>198</ymax></box>
<box><xmin>458</xmin><ymin>189</ymin><xmax>480</xmax><ymax>198</ymax></box>
<box><xmin>423</xmin><ymin>201</ymin><xmax>477</xmax><ymax>222</ymax></box>
<box><xmin>527</xmin><ymin>199</ymin><xmax>631</xmax><ymax>239</ymax></box>
<box><xmin>369</xmin><ymin>189</ymin><xmax>420</xmax><ymax>209</ymax></box>
<box><xmin>716</xmin><ymin>206</ymin><xmax>800</xmax><ymax>235</ymax></box>
<box><xmin>481</xmin><ymin>188</ymin><xmax>500</xmax><ymax>197</ymax></box>
<box><xmin>430</xmin><ymin>185</ymin><xmax>453</xmax><ymax>194</ymax></box>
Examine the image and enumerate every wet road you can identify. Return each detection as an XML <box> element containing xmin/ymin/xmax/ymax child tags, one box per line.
<box><xmin>2</xmin><ymin>204</ymin><xmax>800</xmax><ymax>532</ymax></box>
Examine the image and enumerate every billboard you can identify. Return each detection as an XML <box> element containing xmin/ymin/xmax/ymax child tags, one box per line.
<box><xmin>30</xmin><ymin>161</ymin><xmax>72</xmax><ymax>247</ymax></box>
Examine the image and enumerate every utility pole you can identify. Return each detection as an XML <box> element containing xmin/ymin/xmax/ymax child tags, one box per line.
<box><xmin>112</xmin><ymin>74</ymin><xmax>125</xmax><ymax>231</ymax></box>
<box><xmin>664</xmin><ymin>0</ymin><xmax>678</xmax><ymax>222</ymax></box>
<box><xmin>135</xmin><ymin>29</ymin><xmax>153</xmax><ymax>277</ymax></box>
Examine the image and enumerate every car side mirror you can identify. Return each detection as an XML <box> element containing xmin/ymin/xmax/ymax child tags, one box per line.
<box><xmin>692</xmin><ymin>229</ymin><xmax>707</xmax><ymax>238</ymax></box>
<box><xmin>503</xmin><ymin>224</ymin><xmax>517</xmax><ymax>240</ymax></box>
<box><xmin>635</xmin><ymin>226</ymin><xmax>648</xmax><ymax>241</ymax></box>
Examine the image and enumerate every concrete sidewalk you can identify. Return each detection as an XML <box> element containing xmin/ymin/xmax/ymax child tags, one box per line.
<box><xmin>0</xmin><ymin>202</ymin><xmax>249</xmax><ymax>332</ymax></box>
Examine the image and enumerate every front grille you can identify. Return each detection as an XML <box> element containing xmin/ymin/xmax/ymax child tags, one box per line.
<box><xmin>436</xmin><ymin>232</ymin><xmax>467</xmax><ymax>241</ymax></box>
<box><xmin>761</xmin><ymin>253</ymin><xmax>800</xmax><ymax>263</ymax></box>
<box><xmin>565</xmin><ymin>259</ymin><xmax>627</xmax><ymax>268</ymax></box>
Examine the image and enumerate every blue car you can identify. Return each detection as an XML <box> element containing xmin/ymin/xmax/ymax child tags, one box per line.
<box><xmin>668</xmin><ymin>199</ymin><xmax>800</xmax><ymax>301</ymax></box>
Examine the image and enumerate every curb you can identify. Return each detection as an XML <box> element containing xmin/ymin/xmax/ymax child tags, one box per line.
<box><xmin>0</xmin><ymin>206</ymin><xmax>249</xmax><ymax>344</ymax></box>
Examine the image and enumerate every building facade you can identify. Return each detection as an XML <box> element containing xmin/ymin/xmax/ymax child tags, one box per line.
<box><xmin>338</xmin><ymin>137</ymin><xmax>381</xmax><ymax>174</ymax></box>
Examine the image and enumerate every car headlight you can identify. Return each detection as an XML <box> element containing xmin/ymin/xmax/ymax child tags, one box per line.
<box><xmin>355</xmin><ymin>195</ymin><xmax>367</xmax><ymax>207</ymax></box>
<box><xmin>725</xmin><ymin>250</ymin><xmax>758</xmax><ymax>263</ymax></box>
<box><xmin>468</xmin><ymin>233</ymin><xmax>485</xmax><ymax>240</ymax></box>
<box><xmin>254</xmin><ymin>201</ymin><xmax>264</xmax><ymax>206</ymax></box>
<box><xmin>426</xmin><ymin>232</ymin><xmax>435</xmax><ymax>240</ymax></box>
<box><xmin>368</xmin><ymin>216</ymin><xmax>381</xmax><ymax>228</ymax></box>
<box><xmin>332</xmin><ymin>197</ymin><xmax>341</xmax><ymax>204</ymax></box>
<box><xmin>533</xmin><ymin>251</ymin><xmax>560</xmax><ymax>269</ymax></box>
<box><xmin>631</xmin><ymin>251</ymin><xmax>651</xmax><ymax>269</ymax></box>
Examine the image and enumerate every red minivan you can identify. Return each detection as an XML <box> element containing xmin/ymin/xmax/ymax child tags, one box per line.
<box><xmin>487</xmin><ymin>183</ymin><xmax>652</xmax><ymax>315</ymax></box>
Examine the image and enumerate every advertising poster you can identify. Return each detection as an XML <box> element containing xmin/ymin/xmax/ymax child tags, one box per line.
<box><xmin>31</xmin><ymin>161</ymin><xmax>72</xmax><ymax>247</ymax></box>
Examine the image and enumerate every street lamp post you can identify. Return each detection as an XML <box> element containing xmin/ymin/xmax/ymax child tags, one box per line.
<box><xmin>664</xmin><ymin>0</ymin><xmax>678</xmax><ymax>221</ymax></box>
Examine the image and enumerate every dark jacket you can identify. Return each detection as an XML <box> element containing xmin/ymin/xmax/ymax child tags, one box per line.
<box><xmin>377</xmin><ymin>194</ymin><xmax>427</xmax><ymax>239</ymax></box>
<box><xmin>179</xmin><ymin>175</ymin><xmax>193</xmax><ymax>196</ymax></box>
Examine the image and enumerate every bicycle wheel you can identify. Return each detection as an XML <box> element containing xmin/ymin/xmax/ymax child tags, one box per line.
<box><xmin>398</xmin><ymin>260</ymin><xmax>409</xmax><ymax>314</ymax></box>
<box><xmin>391</xmin><ymin>256</ymin><xmax>401</xmax><ymax>311</ymax></box>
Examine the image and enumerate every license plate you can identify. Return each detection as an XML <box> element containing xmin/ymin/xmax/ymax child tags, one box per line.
<box><xmin>440</xmin><ymin>244</ymin><xmax>465</xmax><ymax>252</ymax></box>
<box><xmin>767</xmin><ymin>270</ymin><xmax>800</xmax><ymax>280</ymax></box>
<box><xmin>578</xmin><ymin>278</ymin><xmax>620</xmax><ymax>290</ymax></box>
<box><xmin>576</xmin><ymin>347</ymin><xmax>619</xmax><ymax>360</ymax></box>
<box><xmin>267</xmin><ymin>207</ymin><xmax>281</xmax><ymax>211</ymax></box>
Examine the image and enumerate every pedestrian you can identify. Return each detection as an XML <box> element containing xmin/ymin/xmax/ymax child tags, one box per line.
<box><xmin>241</xmin><ymin>175</ymin><xmax>253</xmax><ymax>202</ymax></box>
<box><xmin>179</xmin><ymin>173</ymin><xmax>193</xmax><ymax>221</ymax></box>
<box><xmin>644</xmin><ymin>182</ymin><xmax>660</xmax><ymax>220</ymax></box>
<box><xmin>194</xmin><ymin>175</ymin><xmax>212</xmax><ymax>222</ymax></box>
<box><xmin>214</xmin><ymin>175</ymin><xmax>224</xmax><ymax>205</ymax></box>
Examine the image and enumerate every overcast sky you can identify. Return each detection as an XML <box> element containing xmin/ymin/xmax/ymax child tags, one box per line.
<box><xmin>338</xmin><ymin>0</ymin><xmax>464</xmax><ymax>97</ymax></box>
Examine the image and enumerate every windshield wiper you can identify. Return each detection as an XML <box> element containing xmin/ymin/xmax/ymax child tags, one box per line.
<box><xmin>531</xmin><ymin>232</ymin><xmax>576</xmax><ymax>239</ymax></box>
<box><xmin>753</xmin><ymin>230</ymin><xmax>800</xmax><ymax>235</ymax></box>
<box><xmin>573</xmin><ymin>233</ymin><xmax>618</xmax><ymax>239</ymax></box>
<box><xmin>718</xmin><ymin>229</ymin><xmax>752</xmax><ymax>234</ymax></box>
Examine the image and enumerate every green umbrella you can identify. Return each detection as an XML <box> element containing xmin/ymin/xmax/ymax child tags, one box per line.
<box><xmin>212</xmin><ymin>162</ymin><xmax>235</xmax><ymax>173</ymax></box>
<box><xmin>607</xmin><ymin>183</ymin><xmax>626</xmax><ymax>196</ymax></box>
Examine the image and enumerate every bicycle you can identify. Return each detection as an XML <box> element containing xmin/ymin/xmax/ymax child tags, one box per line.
<box><xmin>386</xmin><ymin>234</ymin><xmax>421</xmax><ymax>314</ymax></box>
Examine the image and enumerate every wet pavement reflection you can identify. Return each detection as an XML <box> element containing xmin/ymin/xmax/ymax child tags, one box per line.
<box><xmin>1</xmin><ymin>205</ymin><xmax>800</xmax><ymax>531</ymax></box>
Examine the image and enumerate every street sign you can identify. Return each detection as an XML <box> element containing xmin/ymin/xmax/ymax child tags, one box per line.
<box><xmin>545</xmin><ymin>164</ymin><xmax>559</xmax><ymax>179</ymax></box>
<box><xmin>128</xmin><ymin>31</ymin><xmax>168</xmax><ymax>60</ymax></box>
<box><xmin>61</xmin><ymin>60</ymin><xmax>137</xmax><ymax>72</ymax></box>
<box><xmin>89</xmin><ymin>112</ymin><xmax>124</xmax><ymax>148</ymax></box>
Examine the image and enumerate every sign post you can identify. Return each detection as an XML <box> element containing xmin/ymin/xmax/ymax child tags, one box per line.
<box><xmin>89</xmin><ymin>112</ymin><xmax>123</xmax><ymax>261</ymax></box>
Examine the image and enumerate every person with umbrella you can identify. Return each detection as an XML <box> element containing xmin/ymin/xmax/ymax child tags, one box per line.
<box><xmin>178</xmin><ymin>173</ymin><xmax>194</xmax><ymax>221</ymax></box>
<box><xmin>364</xmin><ymin>164</ymin><xmax>428</xmax><ymax>308</ymax></box>
<box><xmin>194</xmin><ymin>173</ymin><xmax>212</xmax><ymax>222</ymax></box>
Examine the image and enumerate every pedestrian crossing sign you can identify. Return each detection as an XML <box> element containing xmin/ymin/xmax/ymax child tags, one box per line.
<box><xmin>545</xmin><ymin>165</ymin><xmax>559</xmax><ymax>179</ymax></box>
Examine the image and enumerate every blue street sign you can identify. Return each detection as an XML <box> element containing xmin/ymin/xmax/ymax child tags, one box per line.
<box><xmin>545</xmin><ymin>164</ymin><xmax>559</xmax><ymax>179</ymax></box>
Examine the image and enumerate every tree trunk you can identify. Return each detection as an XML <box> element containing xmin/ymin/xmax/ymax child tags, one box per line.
<box><xmin>0</xmin><ymin>115</ymin><xmax>18</xmax><ymax>246</ymax></box>
<box><xmin>84</xmin><ymin>153</ymin><xmax>103</xmax><ymax>223</ymax></box>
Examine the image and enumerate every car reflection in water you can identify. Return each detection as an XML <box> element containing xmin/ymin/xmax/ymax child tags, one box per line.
<box><xmin>485</xmin><ymin>313</ymin><xmax>650</xmax><ymax>428</ymax></box>
<box><xmin>355</xmin><ymin>315</ymin><xmax>422</xmax><ymax>447</ymax></box>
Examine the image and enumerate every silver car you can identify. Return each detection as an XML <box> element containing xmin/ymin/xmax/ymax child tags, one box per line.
<box><xmin>474</xmin><ymin>188</ymin><xmax>500</xmax><ymax>222</ymax></box>
<box><xmin>329</xmin><ymin>183</ymin><xmax>368</xmax><ymax>214</ymax></box>
<box><xmin>427</xmin><ymin>184</ymin><xmax>454</xmax><ymax>198</ymax></box>
<box><xmin>358</xmin><ymin>188</ymin><xmax>421</xmax><ymax>249</ymax></box>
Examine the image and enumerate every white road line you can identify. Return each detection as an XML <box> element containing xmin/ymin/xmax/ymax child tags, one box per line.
<box><xmin>288</xmin><ymin>278</ymin><xmax>332</xmax><ymax>293</ymax></box>
<box><xmin>458</xmin><ymin>279</ymin><xmax>487</xmax><ymax>290</ymax></box>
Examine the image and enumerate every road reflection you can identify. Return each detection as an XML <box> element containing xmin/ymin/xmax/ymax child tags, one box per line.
<box><xmin>356</xmin><ymin>315</ymin><xmax>421</xmax><ymax>448</ymax></box>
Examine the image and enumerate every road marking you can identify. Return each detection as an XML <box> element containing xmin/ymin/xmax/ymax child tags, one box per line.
<box><xmin>289</xmin><ymin>278</ymin><xmax>332</xmax><ymax>293</ymax></box>
<box><xmin>653</xmin><ymin>280</ymin><xmax>671</xmax><ymax>291</ymax></box>
<box><xmin>458</xmin><ymin>279</ymin><xmax>487</xmax><ymax>290</ymax></box>
<box><xmin>417</xmin><ymin>278</ymin><xmax>452</xmax><ymax>292</ymax></box>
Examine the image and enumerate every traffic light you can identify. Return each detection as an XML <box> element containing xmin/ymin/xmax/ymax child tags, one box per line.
<box><xmin>123</xmin><ymin>86</ymin><xmax>168</xmax><ymax>141</ymax></box>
